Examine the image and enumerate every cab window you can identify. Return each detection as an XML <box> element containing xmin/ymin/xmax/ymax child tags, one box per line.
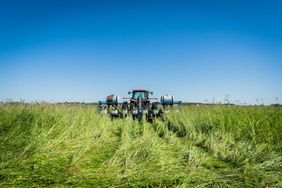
<box><xmin>133</xmin><ymin>92</ymin><xmax>148</xmax><ymax>100</ymax></box>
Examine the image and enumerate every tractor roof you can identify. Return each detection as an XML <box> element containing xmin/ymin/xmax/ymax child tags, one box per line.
<box><xmin>133</xmin><ymin>89</ymin><xmax>148</xmax><ymax>92</ymax></box>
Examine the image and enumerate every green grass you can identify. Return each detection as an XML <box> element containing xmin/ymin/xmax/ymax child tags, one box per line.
<box><xmin>0</xmin><ymin>104</ymin><xmax>281</xmax><ymax>187</ymax></box>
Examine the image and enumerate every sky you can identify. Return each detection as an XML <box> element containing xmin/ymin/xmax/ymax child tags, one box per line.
<box><xmin>0</xmin><ymin>0</ymin><xmax>281</xmax><ymax>104</ymax></box>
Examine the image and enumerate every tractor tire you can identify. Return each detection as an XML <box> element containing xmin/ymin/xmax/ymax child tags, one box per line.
<box><xmin>132</xmin><ymin>115</ymin><xmax>137</xmax><ymax>121</ymax></box>
<box><xmin>146</xmin><ymin>111</ymin><xmax>154</xmax><ymax>123</ymax></box>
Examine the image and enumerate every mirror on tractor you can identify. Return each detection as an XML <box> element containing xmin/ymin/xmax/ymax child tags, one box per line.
<box><xmin>128</xmin><ymin>91</ymin><xmax>132</xmax><ymax>95</ymax></box>
<box><xmin>150</xmin><ymin>91</ymin><xmax>153</xmax><ymax>95</ymax></box>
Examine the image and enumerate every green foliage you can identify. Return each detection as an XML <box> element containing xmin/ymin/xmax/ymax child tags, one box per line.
<box><xmin>0</xmin><ymin>104</ymin><xmax>281</xmax><ymax>187</ymax></box>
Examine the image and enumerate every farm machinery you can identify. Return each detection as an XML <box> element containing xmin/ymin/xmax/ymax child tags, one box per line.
<box><xmin>98</xmin><ymin>89</ymin><xmax>181</xmax><ymax>122</ymax></box>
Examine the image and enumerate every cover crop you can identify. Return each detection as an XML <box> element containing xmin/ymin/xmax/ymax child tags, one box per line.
<box><xmin>0</xmin><ymin>104</ymin><xmax>281</xmax><ymax>187</ymax></box>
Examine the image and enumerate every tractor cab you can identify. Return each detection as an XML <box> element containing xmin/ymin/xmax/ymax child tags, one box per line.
<box><xmin>132</xmin><ymin>90</ymin><xmax>149</xmax><ymax>100</ymax></box>
<box><xmin>128</xmin><ymin>89</ymin><xmax>152</xmax><ymax>105</ymax></box>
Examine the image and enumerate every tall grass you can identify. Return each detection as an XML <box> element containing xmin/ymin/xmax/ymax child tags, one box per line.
<box><xmin>0</xmin><ymin>104</ymin><xmax>281</xmax><ymax>187</ymax></box>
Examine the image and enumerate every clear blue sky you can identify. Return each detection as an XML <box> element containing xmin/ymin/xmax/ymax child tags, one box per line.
<box><xmin>0</xmin><ymin>0</ymin><xmax>281</xmax><ymax>104</ymax></box>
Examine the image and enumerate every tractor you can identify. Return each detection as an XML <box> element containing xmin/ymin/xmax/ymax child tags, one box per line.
<box><xmin>98</xmin><ymin>89</ymin><xmax>181</xmax><ymax>122</ymax></box>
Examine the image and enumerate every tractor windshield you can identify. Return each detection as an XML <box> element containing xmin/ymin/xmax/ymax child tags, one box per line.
<box><xmin>132</xmin><ymin>91</ymin><xmax>148</xmax><ymax>100</ymax></box>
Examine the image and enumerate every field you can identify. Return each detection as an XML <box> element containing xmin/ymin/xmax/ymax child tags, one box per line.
<box><xmin>0</xmin><ymin>104</ymin><xmax>281</xmax><ymax>187</ymax></box>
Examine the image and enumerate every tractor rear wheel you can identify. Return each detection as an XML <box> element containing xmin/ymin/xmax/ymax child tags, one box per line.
<box><xmin>146</xmin><ymin>111</ymin><xmax>154</xmax><ymax>123</ymax></box>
